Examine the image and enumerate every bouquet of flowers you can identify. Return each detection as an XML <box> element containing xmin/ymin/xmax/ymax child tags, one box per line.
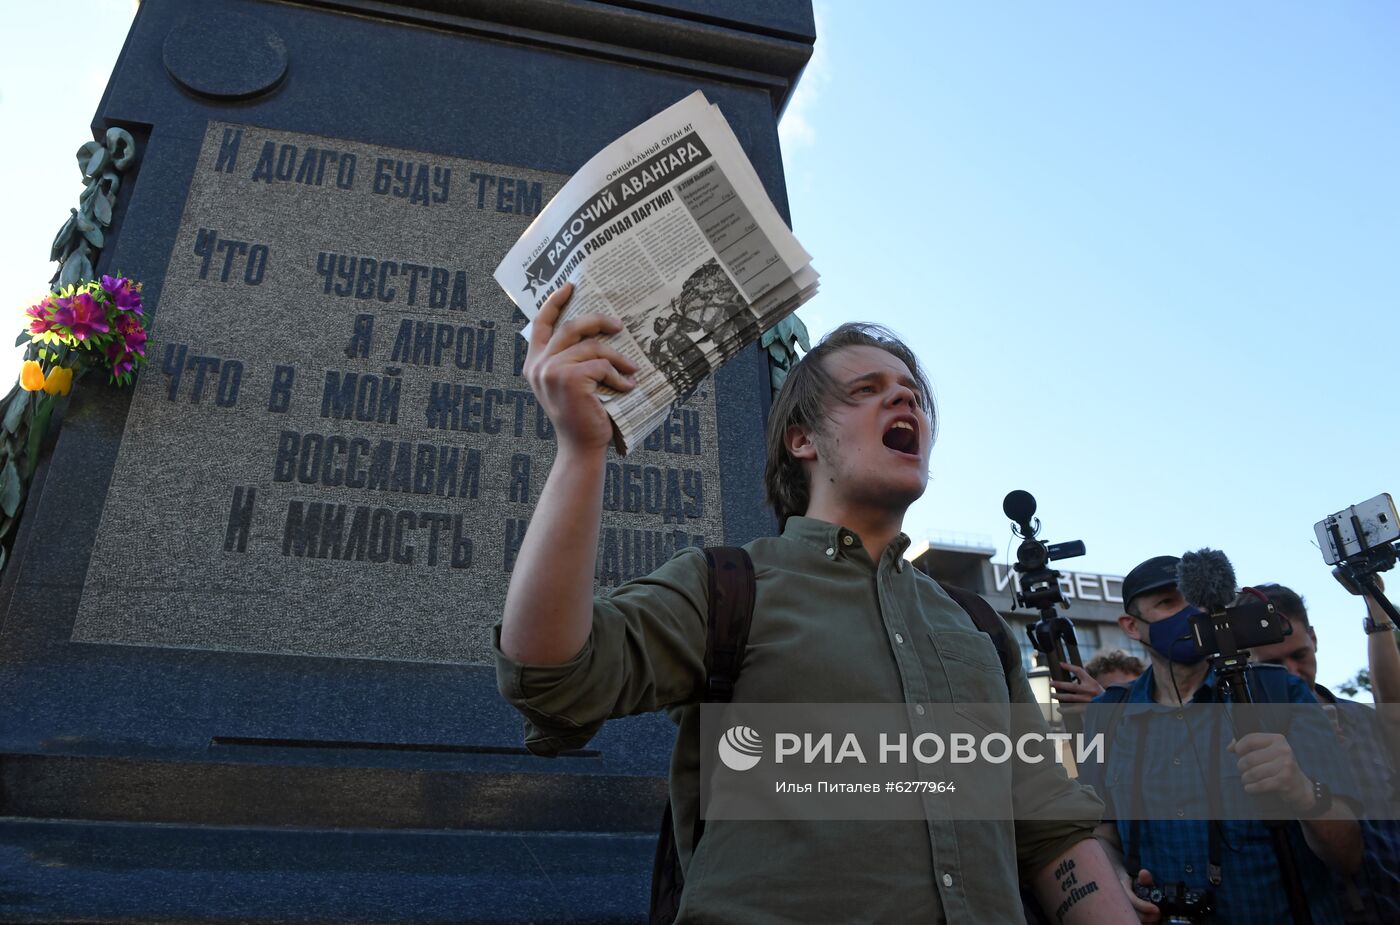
<box><xmin>0</xmin><ymin>275</ymin><xmax>150</xmax><ymax>570</ymax></box>
<box><xmin>19</xmin><ymin>274</ymin><xmax>148</xmax><ymax>392</ymax></box>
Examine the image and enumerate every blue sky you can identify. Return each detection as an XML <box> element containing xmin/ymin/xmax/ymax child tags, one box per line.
<box><xmin>778</xmin><ymin>2</ymin><xmax>1400</xmax><ymax>693</ymax></box>
<box><xmin>4</xmin><ymin>2</ymin><xmax>1398</xmax><ymax>691</ymax></box>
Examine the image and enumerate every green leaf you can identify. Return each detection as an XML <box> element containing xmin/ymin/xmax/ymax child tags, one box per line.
<box><xmin>25</xmin><ymin>400</ymin><xmax>54</xmax><ymax>477</ymax></box>
<box><xmin>0</xmin><ymin>459</ymin><xmax>22</xmax><ymax>518</ymax></box>
<box><xmin>76</xmin><ymin>140</ymin><xmax>102</xmax><ymax>170</ymax></box>
<box><xmin>14</xmin><ymin>331</ymin><xmax>29</xmax><ymax>348</ymax></box>
<box><xmin>59</xmin><ymin>252</ymin><xmax>84</xmax><ymax>288</ymax></box>
<box><xmin>49</xmin><ymin>211</ymin><xmax>77</xmax><ymax>262</ymax></box>
<box><xmin>3</xmin><ymin>391</ymin><xmax>27</xmax><ymax>435</ymax></box>
<box><xmin>84</xmin><ymin>146</ymin><xmax>108</xmax><ymax>179</ymax></box>
<box><xmin>58</xmin><ymin>250</ymin><xmax>93</xmax><ymax>289</ymax></box>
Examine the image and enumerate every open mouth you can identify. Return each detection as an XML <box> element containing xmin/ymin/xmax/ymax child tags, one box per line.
<box><xmin>882</xmin><ymin>420</ymin><xmax>919</xmax><ymax>456</ymax></box>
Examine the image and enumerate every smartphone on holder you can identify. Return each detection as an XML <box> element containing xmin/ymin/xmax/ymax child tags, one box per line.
<box><xmin>1191</xmin><ymin>592</ymin><xmax>1292</xmax><ymax>656</ymax></box>
<box><xmin>1315</xmin><ymin>493</ymin><xmax>1400</xmax><ymax>566</ymax></box>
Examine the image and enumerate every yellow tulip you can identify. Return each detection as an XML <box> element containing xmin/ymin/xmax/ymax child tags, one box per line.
<box><xmin>19</xmin><ymin>360</ymin><xmax>45</xmax><ymax>392</ymax></box>
<box><xmin>43</xmin><ymin>366</ymin><xmax>74</xmax><ymax>396</ymax></box>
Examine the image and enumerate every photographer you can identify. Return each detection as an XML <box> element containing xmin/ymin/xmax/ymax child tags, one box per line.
<box><xmin>1249</xmin><ymin>583</ymin><xmax>1400</xmax><ymax>923</ymax></box>
<box><xmin>1078</xmin><ymin>555</ymin><xmax>1362</xmax><ymax>924</ymax></box>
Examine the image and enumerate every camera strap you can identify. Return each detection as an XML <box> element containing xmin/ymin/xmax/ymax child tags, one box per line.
<box><xmin>1205</xmin><ymin>706</ymin><xmax>1225</xmax><ymax>887</ymax></box>
<box><xmin>1124</xmin><ymin>704</ymin><xmax>1223</xmax><ymax>888</ymax></box>
<box><xmin>1126</xmin><ymin>711</ymin><xmax>1148</xmax><ymax>877</ymax></box>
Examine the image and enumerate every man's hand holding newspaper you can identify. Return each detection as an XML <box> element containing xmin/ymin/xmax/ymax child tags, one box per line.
<box><xmin>494</xmin><ymin>91</ymin><xmax>818</xmax><ymax>453</ymax></box>
<box><xmin>521</xmin><ymin>282</ymin><xmax>638</xmax><ymax>451</ymax></box>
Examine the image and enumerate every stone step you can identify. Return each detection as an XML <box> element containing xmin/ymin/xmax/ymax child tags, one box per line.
<box><xmin>0</xmin><ymin>816</ymin><xmax>654</xmax><ymax>923</ymax></box>
<box><xmin>0</xmin><ymin>750</ymin><xmax>667</xmax><ymax>833</ymax></box>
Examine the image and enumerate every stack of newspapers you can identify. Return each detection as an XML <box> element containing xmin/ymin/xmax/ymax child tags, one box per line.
<box><xmin>494</xmin><ymin>91</ymin><xmax>819</xmax><ymax>454</ymax></box>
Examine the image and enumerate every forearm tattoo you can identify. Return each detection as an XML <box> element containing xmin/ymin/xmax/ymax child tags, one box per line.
<box><xmin>1050</xmin><ymin>858</ymin><xmax>1101</xmax><ymax>923</ymax></box>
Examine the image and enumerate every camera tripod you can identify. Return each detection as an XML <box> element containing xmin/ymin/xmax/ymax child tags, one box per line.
<box><xmin>1003</xmin><ymin>491</ymin><xmax>1086</xmax><ymax>736</ymax></box>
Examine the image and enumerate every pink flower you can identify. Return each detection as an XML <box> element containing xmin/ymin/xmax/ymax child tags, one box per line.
<box><xmin>101</xmin><ymin>275</ymin><xmax>143</xmax><ymax>314</ymax></box>
<box><xmin>105</xmin><ymin>342</ymin><xmax>135</xmax><ymax>378</ymax></box>
<box><xmin>52</xmin><ymin>292</ymin><xmax>109</xmax><ymax>341</ymax></box>
<box><xmin>115</xmin><ymin>313</ymin><xmax>147</xmax><ymax>356</ymax></box>
<box><xmin>25</xmin><ymin>297</ymin><xmax>57</xmax><ymax>335</ymax></box>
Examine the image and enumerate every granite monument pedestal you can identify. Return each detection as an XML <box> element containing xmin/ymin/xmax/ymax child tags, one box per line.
<box><xmin>0</xmin><ymin>1</ymin><xmax>812</xmax><ymax>920</ymax></box>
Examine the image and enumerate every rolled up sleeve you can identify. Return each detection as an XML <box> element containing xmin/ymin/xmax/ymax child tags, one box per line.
<box><xmin>1002</xmin><ymin>643</ymin><xmax>1105</xmax><ymax>877</ymax></box>
<box><xmin>493</xmin><ymin>546</ymin><xmax>710</xmax><ymax>756</ymax></box>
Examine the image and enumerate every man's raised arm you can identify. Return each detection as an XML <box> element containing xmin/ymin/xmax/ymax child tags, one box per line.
<box><xmin>1362</xmin><ymin>576</ymin><xmax>1400</xmax><ymax>708</ymax></box>
<box><xmin>498</xmin><ymin>283</ymin><xmax>638</xmax><ymax>665</ymax></box>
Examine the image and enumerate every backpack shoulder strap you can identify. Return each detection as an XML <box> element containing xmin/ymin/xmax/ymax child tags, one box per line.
<box><xmin>702</xmin><ymin>547</ymin><xmax>755</xmax><ymax>703</ymax></box>
<box><xmin>936</xmin><ymin>580</ymin><xmax>1018</xmax><ymax>696</ymax></box>
<box><xmin>649</xmin><ymin>547</ymin><xmax>756</xmax><ymax>925</ymax></box>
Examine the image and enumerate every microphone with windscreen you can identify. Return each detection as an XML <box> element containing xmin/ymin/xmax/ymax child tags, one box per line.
<box><xmin>1177</xmin><ymin>548</ymin><xmax>1238</xmax><ymax>614</ymax></box>
<box><xmin>1177</xmin><ymin>548</ymin><xmax>1290</xmax><ymax>660</ymax></box>
<box><xmin>1002</xmin><ymin>489</ymin><xmax>1037</xmax><ymax>530</ymax></box>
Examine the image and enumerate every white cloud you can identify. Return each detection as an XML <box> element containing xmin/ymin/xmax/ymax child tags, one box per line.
<box><xmin>778</xmin><ymin>4</ymin><xmax>830</xmax><ymax>153</ymax></box>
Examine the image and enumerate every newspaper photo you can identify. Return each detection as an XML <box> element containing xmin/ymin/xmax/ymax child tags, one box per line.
<box><xmin>493</xmin><ymin>91</ymin><xmax>819</xmax><ymax>454</ymax></box>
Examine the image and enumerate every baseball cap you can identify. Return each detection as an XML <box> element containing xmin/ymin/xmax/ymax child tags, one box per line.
<box><xmin>1121</xmin><ymin>555</ymin><xmax>1181</xmax><ymax>610</ymax></box>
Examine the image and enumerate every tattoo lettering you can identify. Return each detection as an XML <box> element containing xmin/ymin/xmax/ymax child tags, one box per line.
<box><xmin>1051</xmin><ymin>859</ymin><xmax>1100</xmax><ymax>922</ymax></box>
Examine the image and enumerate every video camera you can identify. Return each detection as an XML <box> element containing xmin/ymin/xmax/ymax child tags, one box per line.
<box><xmin>1002</xmin><ymin>491</ymin><xmax>1086</xmax><ymax>731</ymax></box>
<box><xmin>1002</xmin><ymin>489</ymin><xmax>1085</xmax><ymax>614</ymax></box>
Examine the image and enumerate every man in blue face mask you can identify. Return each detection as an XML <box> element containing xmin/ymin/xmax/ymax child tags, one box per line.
<box><xmin>1077</xmin><ymin>555</ymin><xmax>1363</xmax><ymax>924</ymax></box>
<box><xmin>1121</xmin><ymin>555</ymin><xmax>1209</xmax><ymax>672</ymax></box>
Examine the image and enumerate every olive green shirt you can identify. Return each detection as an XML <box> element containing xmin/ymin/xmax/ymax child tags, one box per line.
<box><xmin>494</xmin><ymin>516</ymin><xmax>1102</xmax><ymax>923</ymax></box>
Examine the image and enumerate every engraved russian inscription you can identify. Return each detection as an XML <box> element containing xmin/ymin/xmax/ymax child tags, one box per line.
<box><xmin>71</xmin><ymin>122</ymin><xmax>724</xmax><ymax>663</ymax></box>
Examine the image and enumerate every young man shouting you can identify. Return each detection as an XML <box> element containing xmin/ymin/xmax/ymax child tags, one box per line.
<box><xmin>495</xmin><ymin>285</ymin><xmax>1134</xmax><ymax>923</ymax></box>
